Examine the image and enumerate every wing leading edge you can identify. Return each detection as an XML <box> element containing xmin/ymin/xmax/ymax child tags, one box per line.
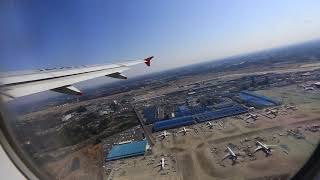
<box><xmin>0</xmin><ymin>56</ymin><xmax>153</xmax><ymax>101</ymax></box>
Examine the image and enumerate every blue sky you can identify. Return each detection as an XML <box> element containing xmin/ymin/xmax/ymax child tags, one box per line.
<box><xmin>1</xmin><ymin>0</ymin><xmax>320</xmax><ymax>74</ymax></box>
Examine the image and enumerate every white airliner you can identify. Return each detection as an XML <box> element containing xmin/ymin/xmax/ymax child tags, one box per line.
<box><xmin>154</xmin><ymin>157</ymin><xmax>168</xmax><ymax>171</ymax></box>
<box><xmin>157</xmin><ymin>131</ymin><xmax>170</xmax><ymax>139</ymax></box>
<box><xmin>206</xmin><ymin>122</ymin><xmax>214</xmax><ymax>129</ymax></box>
<box><xmin>245</xmin><ymin>113</ymin><xmax>258</xmax><ymax>120</ymax></box>
<box><xmin>0</xmin><ymin>56</ymin><xmax>153</xmax><ymax>101</ymax></box>
<box><xmin>177</xmin><ymin>127</ymin><xmax>191</xmax><ymax>135</ymax></box>
<box><xmin>254</xmin><ymin>141</ymin><xmax>276</xmax><ymax>156</ymax></box>
<box><xmin>266</xmin><ymin>109</ymin><xmax>278</xmax><ymax>116</ymax></box>
<box><xmin>284</xmin><ymin>105</ymin><xmax>297</xmax><ymax>110</ymax></box>
<box><xmin>221</xmin><ymin>146</ymin><xmax>242</xmax><ymax>164</ymax></box>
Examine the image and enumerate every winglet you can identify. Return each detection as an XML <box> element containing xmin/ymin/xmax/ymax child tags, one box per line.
<box><xmin>144</xmin><ymin>56</ymin><xmax>153</xmax><ymax>66</ymax></box>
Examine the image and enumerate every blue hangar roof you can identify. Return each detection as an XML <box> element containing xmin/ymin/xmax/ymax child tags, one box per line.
<box><xmin>106</xmin><ymin>140</ymin><xmax>147</xmax><ymax>161</ymax></box>
<box><xmin>152</xmin><ymin>104</ymin><xmax>248</xmax><ymax>132</ymax></box>
<box><xmin>153</xmin><ymin>116</ymin><xmax>195</xmax><ymax>132</ymax></box>
<box><xmin>239</xmin><ymin>90</ymin><xmax>280</xmax><ymax>108</ymax></box>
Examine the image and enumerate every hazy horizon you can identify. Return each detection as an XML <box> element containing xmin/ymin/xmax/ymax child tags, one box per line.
<box><xmin>5</xmin><ymin>38</ymin><xmax>320</xmax><ymax>107</ymax></box>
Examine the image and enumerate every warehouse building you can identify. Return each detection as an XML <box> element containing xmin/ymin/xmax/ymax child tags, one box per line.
<box><xmin>239</xmin><ymin>90</ymin><xmax>280</xmax><ymax>108</ymax></box>
<box><xmin>106</xmin><ymin>140</ymin><xmax>149</xmax><ymax>161</ymax></box>
<box><xmin>153</xmin><ymin>116</ymin><xmax>195</xmax><ymax>132</ymax></box>
<box><xmin>212</xmin><ymin>101</ymin><xmax>236</xmax><ymax>109</ymax></box>
<box><xmin>152</xmin><ymin>103</ymin><xmax>248</xmax><ymax>132</ymax></box>
<box><xmin>194</xmin><ymin>105</ymin><xmax>248</xmax><ymax>123</ymax></box>
<box><xmin>175</xmin><ymin>105</ymin><xmax>193</xmax><ymax>117</ymax></box>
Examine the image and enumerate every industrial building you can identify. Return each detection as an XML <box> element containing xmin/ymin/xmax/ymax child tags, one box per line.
<box><xmin>194</xmin><ymin>105</ymin><xmax>248</xmax><ymax>123</ymax></box>
<box><xmin>153</xmin><ymin>116</ymin><xmax>195</xmax><ymax>132</ymax></box>
<box><xmin>211</xmin><ymin>101</ymin><xmax>235</xmax><ymax>109</ymax></box>
<box><xmin>191</xmin><ymin>106</ymin><xmax>209</xmax><ymax>114</ymax></box>
<box><xmin>143</xmin><ymin>105</ymin><xmax>205</xmax><ymax>124</ymax></box>
<box><xmin>106</xmin><ymin>140</ymin><xmax>149</xmax><ymax>161</ymax></box>
<box><xmin>152</xmin><ymin>104</ymin><xmax>248</xmax><ymax>132</ymax></box>
<box><xmin>144</xmin><ymin>90</ymin><xmax>278</xmax><ymax>132</ymax></box>
<box><xmin>175</xmin><ymin>105</ymin><xmax>193</xmax><ymax>117</ymax></box>
<box><xmin>239</xmin><ymin>90</ymin><xmax>280</xmax><ymax>108</ymax></box>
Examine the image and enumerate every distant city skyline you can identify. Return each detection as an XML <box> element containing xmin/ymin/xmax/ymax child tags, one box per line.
<box><xmin>1</xmin><ymin>0</ymin><xmax>320</xmax><ymax>75</ymax></box>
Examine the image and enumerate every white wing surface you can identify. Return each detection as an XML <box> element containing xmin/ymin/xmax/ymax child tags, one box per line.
<box><xmin>0</xmin><ymin>56</ymin><xmax>153</xmax><ymax>101</ymax></box>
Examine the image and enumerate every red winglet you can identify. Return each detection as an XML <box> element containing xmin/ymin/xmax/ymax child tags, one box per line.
<box><xmin>144</xmin><ymin>56</ymin><xmax>153</xmax><ymax>66</ymax></box>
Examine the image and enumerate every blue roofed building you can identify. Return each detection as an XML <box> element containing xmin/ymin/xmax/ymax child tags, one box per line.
<box><xmin>191</xmin><ymin>106</ymin><xmax>209</xmax><ymax>114</ymax></box>
<box><xmin>175</xmin><ymin>105</ymin><xmax>193</xmax><ymax>117</ymax></box>
<box><xmin>212</xmin><ymin>101</ymin><xmax>236</xmax><ymax>109</ymax></box>
<box><xmin>106</xmin><ymin>140</ymin><xmax>148</xmax><ymax>161</ymax></box>
<box><xmin>153</xmin><ymin>103</ymin><xmax>248</xmax><ymax>131</ymax></box>
<box><xmin>194</xmin><ymin>104</ymin><xmax>248</xmax><ymax>123</ymax></box>
<box><xmin>239</xmin><ymin>90</ymin><xmax>280</xmax><ymax>108</ymax></box>
<box><xmin>152</xmin><ymin>116</ymin><xmax>195</xmax><ymax>132</ymax></box>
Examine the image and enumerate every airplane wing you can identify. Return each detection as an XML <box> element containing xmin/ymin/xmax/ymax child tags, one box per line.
<box><xmin>253</xmin><ymin>146</ymin><xmax>262</xmax><ymax>153</ymax></box>
<box><xmin>157</xmin><ymin>134</ymin><xmax>164</xmax><ymax>138</ymax></box>
<box><xmin>0</xmin><ymin>56</ymin><xmax>153</xmax><ymax>101</ymax></box>
<box><xmin>221</xmin><ymin>153</ymin><xmax>230</xmax><ymax>161</ymax></box>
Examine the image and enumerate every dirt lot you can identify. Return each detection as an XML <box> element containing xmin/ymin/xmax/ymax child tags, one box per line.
<box><xmin>43</xmin><ymin>144</ymin><xmax>104</xmax><ymax>180</ymax></box>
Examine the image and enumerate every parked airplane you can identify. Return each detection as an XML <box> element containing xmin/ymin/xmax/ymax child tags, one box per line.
<box><xmin>0</xmin><ymin>56</ymin><xmax>153</xmax><ymax>101</ymax></box>
<box><xmin>285</xmin><ymin>105</ymin><xmax>298</xmax><ymax>110</ymax></box>
<box><xmin>221</xmin><ymin>146</ymin><xmax>242</xmax><ymax>164</ymax></box>
<box><xmin>207</xmin><ymin>122</ymin><xmax>214</xmax><ymax>129</ymax></box>
<box><xmin>157</xmin><ymin>131</ymin><xmax>170</xmax><ymax>139</ymax></box>
<box><xmin>154</xmin><ymin>157</ymin><xmax>168</xmax><ymax>171</ymax></box>
<box><xmin>304</xmin><ymin>86</ymin><xmax>314</xmax><ymax>91</ymax></box>
<box><xmin>266</xmin><ymin>109</ymin><xmax>278</xmax><ymax>116</ymax></box>
<box><xmin>246</xmin><ymin>113</ymin><xmax>258</xmax><ymax>120</ymax></box>
<box><xmin>177</xmin><ymin>127</ymin><xmax>191</xmax><ymax>135</ymax></box>
<box><xmin>117</xmin><ymin>140</ymin><xmax>133</xmax><ymax>145</ymax></box>
<box><xmin>248</xmin><ymin>106</ymin><xmax>255</xmax><ymax>111</ymax></box>
<box><xmin>254</xmin><ymin>141</ymin><xmax>276</xmax><ymax>156</ymax></box>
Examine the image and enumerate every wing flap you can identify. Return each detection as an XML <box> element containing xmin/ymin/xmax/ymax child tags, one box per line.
<box><xmin>51</xmin><ymin>85</ymin><xmax>82</xmax><ymax>95</ymax></box>
<box><xmin>106</xmin><ymin>72</ymin><xmax>127</xmax><ymax>79</ymax></box>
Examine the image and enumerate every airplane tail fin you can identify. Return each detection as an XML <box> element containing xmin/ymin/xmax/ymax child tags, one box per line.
<box><xmin>144</xmin><ymin>56</ymin><xmax>153</xmax><ymax>66</ymax></box>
